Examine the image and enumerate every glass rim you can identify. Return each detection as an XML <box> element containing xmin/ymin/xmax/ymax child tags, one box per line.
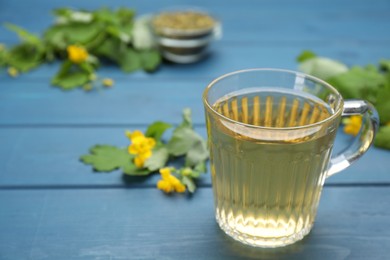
<box><xmin>202</xmin><ymin>68</ymin><xmax>344</xmax><ymax>131</ymax></box>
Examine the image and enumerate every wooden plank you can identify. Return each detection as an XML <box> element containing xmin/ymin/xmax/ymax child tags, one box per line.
<box><xmin>1</xmin><ymin>0</ymin><xmax>390</xmax><ymax>43</ymax></box>
<box><xmin>0</xmin><ymin>79</ymin><xmax>208</xmax><ymax>125</ymax></box>
<box><xmin>0</xmin><ymin>79</ymin><xmax>208</xmax><ymax>126</ymax></box>
<box><xmin>0</xmin><ymin>127</ymin><xmax>388</xmax><ymax>186</ymax></box>
<box><xmin>0</xmin><ymin>187</ymin><xmax>389</xmax><ymax>259</ymax></box>
<box><xmin>0</xmin><ymin>127</ymin><xmax>209</xmax><ymax>187</ymax></box>
<box><xmin>0</xmin><ymin>44</ymin><xmax>389</xmax><ymax>126</ymax></box>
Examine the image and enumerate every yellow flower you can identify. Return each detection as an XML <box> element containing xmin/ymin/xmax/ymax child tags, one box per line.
<box><xmin>7</xmin><ymin>67</ymin><xmax>19</xmax><ymax>77</ymax></box>
<box><xmin>67</xmin><ymin>45</ymin><xmax>88</xmax><ymax>63</ymax></box>
<box><xmin>102</xmin><ymin>78</ymin><xmax>114</xmax><ymax>87</ymax></box>
<box><xmin>343</xmin><ymin>115</ymin><xmax>362</xmax><ymax>136</ymax></box>
<box><xmin>0</xmin><ymin>43</ymin><xmax>5</xmax><ymax>52</ymax></box>
<box><xmin>127</xmin><ymin>130</ymin><xmax>156</xmax><ymax>154</ymax></box>
<box><xmin>157</xmin><ymin>167</ymin><xmax>186</xmax><ymax>193</ymax></box>
<box><xmin>133</xmin><ymin>152</ymin><xmax>152</xmax><ymax>168</ymax></box>
<box><xmin>126</xmin><ymin>130</ymin><xmax>156</xmax><ymax>168</ymax></box>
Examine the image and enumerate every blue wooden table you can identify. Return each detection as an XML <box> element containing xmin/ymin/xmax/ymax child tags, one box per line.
<box><xmin>1</xmin><ymin>0</ymin><xmax>390</xmax><ymax>259</ymax></box>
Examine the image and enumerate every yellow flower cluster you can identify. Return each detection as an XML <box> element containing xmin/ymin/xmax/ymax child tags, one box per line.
<box><xmin>157</xmin><ymin>168</ymin><xmax>186</xmax><ymax>193</ymax></box>
<box><xmin>343</xmin><ymin>115</ymin><xmax>362</xmax><ymax>136</ymax></box>
<box><xmin>67</xmin><ymin>45</ymin><xmax>88</xmax><ymax>63</ymax></box>
<box><xmin>126</xmin><ymin>130</ymin><xmax>156</xmax><ymax>168</ymax></box>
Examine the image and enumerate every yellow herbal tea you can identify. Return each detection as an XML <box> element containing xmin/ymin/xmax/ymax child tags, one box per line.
<box><xmin>208</xmin><ymin>88</ymin><xmax>337</xmax><ymax>247</ymax></box>
<box><xmin>204</xmin><ymin>69</ymin><xmax>378</xmax><ymax>248</ymax></box>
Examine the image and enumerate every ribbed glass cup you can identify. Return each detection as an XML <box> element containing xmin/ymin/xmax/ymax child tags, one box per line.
<box><xmin>202</xmin><ymin>69</ymin><xmax>379</xmax><ymax>247</ymax></box>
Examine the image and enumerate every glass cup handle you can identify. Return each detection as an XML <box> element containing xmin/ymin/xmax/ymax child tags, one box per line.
<box><xmin>326</xmin><ymin>100</ymin><xmax>380</xmax><ymax>178</ymax></box>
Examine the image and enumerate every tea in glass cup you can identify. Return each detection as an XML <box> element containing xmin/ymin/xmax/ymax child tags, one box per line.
<box><xmin>203</xmin><ymin>69</ymin><xmax>379</xmax><ymax>247</ymax></box>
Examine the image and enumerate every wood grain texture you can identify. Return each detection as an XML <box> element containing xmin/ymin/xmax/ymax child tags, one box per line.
<box><xmin>0</xmin><ymin>0</ymin><xmax>389</xmax><ymax>258</ymax></box>
<box><xmin>1</xmin><ymin>0</ymin><xmax>390</xmax><ymax>43</ymax></box>
<box><xmin>0</xmin><ymin>127</ymin><xmax>388</xmax><ymax>187</ymax></box>
<box><xmin>0</xmin><ymin>126</ymin><xmax>208</xmax><ymax>187</ymax></box>
<box><xmin>0</xmin><ymin>42</ymin><xmax>390</xmax><ymax>127</ymax></box>
<box><xmin>0</xmin><ymin>187</ymin><xmax>389</xmax><ymax>259</ymax></box>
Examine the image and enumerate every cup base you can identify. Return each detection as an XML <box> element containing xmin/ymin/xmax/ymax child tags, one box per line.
<box><xmin>216</xmin><ymin>216</ymin><xmax>313</xmax><ymax>248</ymax></box>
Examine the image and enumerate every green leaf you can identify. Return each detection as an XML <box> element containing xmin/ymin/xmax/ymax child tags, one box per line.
<box><xmin>194</xmin><ymin>161</ymin><xmax>207</xmax><ymax>173</ymax></box>
<box><xmin>6</xmin><ymin>43</ymin><xmax>44</xmax><ymax>72</ymax></box>
<box><xmin>92</xmin><ymin>37</ymin><xmax>120</xmax><ymax>61</ymax></box>
<box><xmin>181</xmin><ymin>108</ymin><xmax>193</xmax><ymax>128</ymax></box>
<box><xmin>167</xmin><ymin>109</ymin><xmax>209</xmax><ymax>164</ymax></box>
<box><xmin>79</xmin><ymin>62</ymin><xmax>95</xmax><ymax>74</ymax></box>
<box><xmin>327</xmin><ymin>66</ymin><xmax>386</xmax><ymax>101</ymax></box>
<box><xmin>365</xmin><ymin>64</ymin><xmax>377</xmax><ymax>72</ymax></box>
<box><xmin>122</xmin><ymin>163</ymin><xmax>151</xmax><ymax>176</ymax></box>
<box><xmin>106</xmin><ymin>26</ymin><xmax>129</xmax><ymax>43</ymax></box>
<box><xmin>380</xmin><ymin>59</ymin><xmax>390</xmax><ymax>71</ymax></box>
<box><xmin>144</xmin><ymin>147</ymin><xmax>169</xmax><ymax>171</ymax></box>
<box><xmin>93</xmin><ymin>8</ymin><xmax>120</xmax><ymax>25</ymax></box>
<box><xmin>55</xmin><ymin>60</ymin><xmax>72</xmax><ymax>78</ymax></box>
<box><xmin>43</xmin><ymin>45</ymin><xmax>56</xmax><ymax>62</ymax></box>
<box><xmin>181</xmin><ymin>176</ymin><xmax>196</xmax><ymax>193</ymax></box>
<box><xmin>145</xmin><ymin>121</ymin><xmax>172</xmax><ymax>141</ymax></box>
<box><xmin>43</xmin><ymin>27</ymin><xmax>67</xmax><ymax>50</ymax></box>
<box><xmin>118</xmin><ymin>48</ymin><xmax>141</xmax><ymax>72</ymax></box>
<box><xmin>80</xmin><ymin>145</ymin><xmax>133</xmax><ymax>172</ymax></box>
<box><xmin>167</xmin><ymin>126</ymin><xmax>209</xmax><ymax>165</ymax></box>
<box><xmin>167</xmin><ymin>127</ymin><xmax>198</xmax><ymax>156</ymax></box>
<box><xmin>116</xmin><ymin>8</ymin><xmax>136</xmax><ymax>24</ymax></box>
<box><xmin>296</xmin><ymin>50</ymin><xmax>317</xmax><ymax>62</ymax></box>
<box><xmin>52</xmin><ymin>61</ymin><xmax>93</xmax><ymax>89</ymax></box>
<box><xmin>374</xmin><ymin>126</ymin><xmax>390</xmax><ymax>150</ymax></box>
<box><xmin>189</xmin><ymin>170</ymin><xmax>201</xmax><ymax>178</ymax></box>
<box><xmin>52</xmin><ymin>69</ymin><xmax>90</xmax><ymax>90</ymax></box>
<box><xmin>0</xmin><ymin>46</ymin><xmax>7</xmax><ymax>67</ymax></box>
<box><xmin>44</xmin><ymin>22</ymin><xmax>103</xmax><ymax>47</ymax></box>
<box><xmin>298</xmin><ymin>56</ymin><xmax>348</xmax><ymax>80</ymax></box>
<box><xmin>178</xmin><ymin>166</ymin><xmax>205</xmax><ymax>178</ymax></box>
<box><xmin>106</xmin><ymin>24</ymin><xmax>133</xmax><ymax>43</ymax></box>
<box><xmin>375</xmin><ymin>84</ymin><xmax>390</xmax><ymax>123</ymax></box>
<box><xmin>4</xmin><ymin>23</ymin><xmax>41</xmax><ymax>45</ymax></box>
<box><xmin>185</xmin><ymin>136</ymin><xmax>209</xmax><ymax>167</ymax></box>
<box><xmin>68</xmin><ymin>22</ymin><xmax>104</xmax><ymax>44</ymax></box>
<box><xmin>140</xmin><ymin>49</ymin><xmax>161</xmax><ymax>71</ymax></box>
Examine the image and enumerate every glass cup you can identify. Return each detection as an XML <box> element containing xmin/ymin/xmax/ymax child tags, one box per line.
<box><xmin>202</xmin><ymin>68</ymin><xmax>379</xmax><ymax>248</ymax></box>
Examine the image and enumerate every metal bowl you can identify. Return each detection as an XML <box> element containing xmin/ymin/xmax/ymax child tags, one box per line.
<box><xmin>151</xmin><ymin>8</ymin><xmax>221</xmax><ymax>63</ymax></box>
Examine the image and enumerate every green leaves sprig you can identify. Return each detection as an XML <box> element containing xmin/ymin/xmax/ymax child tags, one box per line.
<box><xmin>2</xmin><ymin>24</ymin><xmax>46</xmax><ymax>73</ymax></box>
<box><xmin>297</xmin><ymin>50</ymin><xmax>390</xmax><ymax>149</ymax></box>
<box><xmin>80</xmin><ymin>109</ymin><xmax>209</xmax><ymax>193</ymax></box>
<box><xmin>1</xmin><ymin>7</ymin><xmax>161</xmax><ymax>90</ymax></box>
